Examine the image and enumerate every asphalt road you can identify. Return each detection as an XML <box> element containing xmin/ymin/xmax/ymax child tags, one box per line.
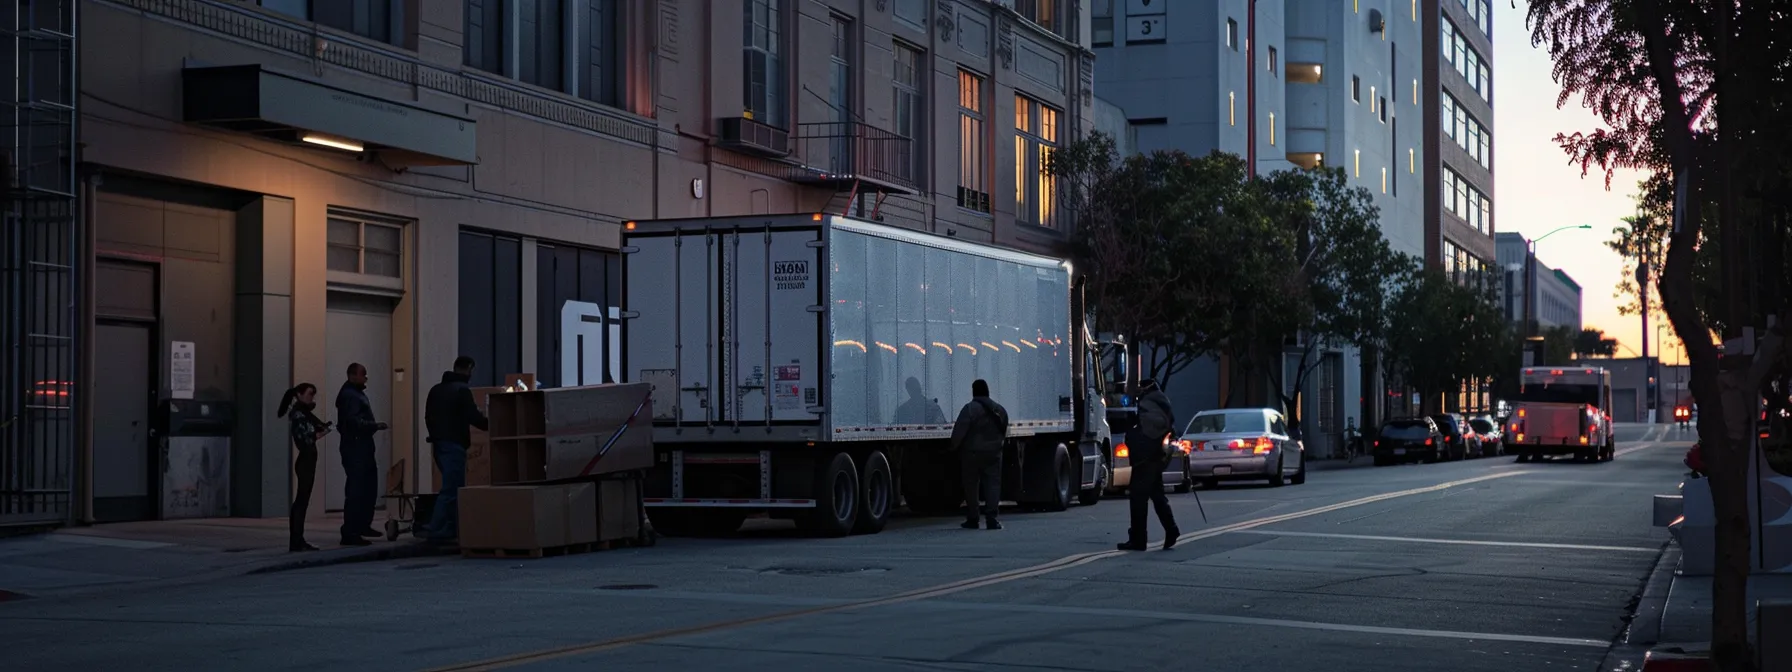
<box><xmin>0</xmin><ymin>424</ymin><xmax>1691</xmax><ymax>672</ymax></box>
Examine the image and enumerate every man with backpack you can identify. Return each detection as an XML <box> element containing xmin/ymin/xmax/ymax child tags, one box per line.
<box><xmin>951</xmin><ymin>379</ymin><xmax>1010</xmax><ymax>530</ymax></box>
<box><xmin>1118</xmin><ymin>378</ymin><xmax>1181</xmax><ymax>551</ymax></box>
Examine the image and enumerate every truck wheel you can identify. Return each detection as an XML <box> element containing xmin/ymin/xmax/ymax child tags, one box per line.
<box><xmin>853</xmin><ymin>451</ymin><xmax>893</xmax><ymax>534</ymax></box>
<box><xmin>799</xmin><ymin>452</ymin><xmax>859</xmax><ymax>538</ymax></box>
<box><xmin>1044</xmin><ymin>444</ymin><xmax>1074</xmax><ymax>512</ymax></box>
<box><xmin>1079</xmin><ymin>453</ymin><xmax>1108</xmax><ymax>506</ymax></box>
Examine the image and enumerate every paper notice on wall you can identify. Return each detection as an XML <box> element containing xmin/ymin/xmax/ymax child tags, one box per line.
<box><xmin>171</xmin><ymin>341</ymin><xmax>196</xmax><ymax>400</ymax></box>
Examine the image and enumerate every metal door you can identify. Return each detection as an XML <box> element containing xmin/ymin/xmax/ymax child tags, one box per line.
<box><xmin>322</xmin><ymin>293</ymin><xmax>394</xmax><ymax>511</ymax></box>
<box><xmin>91</xmin><ymin>322</ymin><xmax>155</xmax><ymax>522</ymax></box>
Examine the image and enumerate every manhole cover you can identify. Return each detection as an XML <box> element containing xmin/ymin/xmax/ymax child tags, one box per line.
<box><xmin>597</xmin><ymin>584</ymin><xmax>659</xmax><ymax>591</ymax></box>
<box><xmin>759</xmin><ymin>566</ymin><xmax>889</xmax><ymax>577</ymax></box>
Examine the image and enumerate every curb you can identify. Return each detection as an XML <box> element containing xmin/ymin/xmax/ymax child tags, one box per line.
<box><xmin>1603</xmin><ymin>541</ymin><xmax>1682</xmax><ymax>671</ymax></box>
<box><xmin>246</xmin><ymin>540</ymin><xmax>458</xmax><ymax>575</ymax></box>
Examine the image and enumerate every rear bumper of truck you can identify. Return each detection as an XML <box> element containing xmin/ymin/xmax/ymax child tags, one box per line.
<box><xmin>1511</xmin><ymin>437</ymin><xmax>1595</xmax><ymax>455</ymax></box>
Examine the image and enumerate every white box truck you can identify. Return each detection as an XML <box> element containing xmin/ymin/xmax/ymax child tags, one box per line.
<box><xmin>621</xmin><ymin>214</ymin><xmax>1121</xmax><ymax>537</ymax></box>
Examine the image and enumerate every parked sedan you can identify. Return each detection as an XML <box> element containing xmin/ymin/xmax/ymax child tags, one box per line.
<box><xmin>1374</xmin><ymin>417</ymin><xmax>1442</xmax><ymax>465</ymax></box>
<box><xmin>1177</xmin><ymin>408</ymin><xmax>1306</xmax><ymax>487</ymax></box>
<box><xmin>1108</xmin><ymin>431</ymin><xmax>1196</xmax><ymax>495</ymax></box>
<box><xmin>1429</xmin><ymin>413</ymin><xmax>1478</xmax><ymax>460</ymax></box>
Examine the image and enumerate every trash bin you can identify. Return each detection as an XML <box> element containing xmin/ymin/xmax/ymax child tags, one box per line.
<box><xmin>160</xmin><ymin>399</ymin><xmax>234</xmax><ymax>519</ymax></box>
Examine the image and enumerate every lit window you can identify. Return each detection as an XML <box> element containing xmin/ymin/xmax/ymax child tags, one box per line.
<box><xmin>1381</xmin><ymin>167</ymin><xmax>1387</xmax><ymax>194</ymax></box>
<box><xmin>1015</xmin><ymin>95</ymin><xmax>1061</xmax><ymax>229</ymax></box>
<box><xmin>1354</xmin><ymin>149</ymin><xmax>1360</xmax><ymax>178</ymax></box>
<box><xmin>957</xmin><ymin>70</ymin><xmax>990</xmax><ymax>213</ymax></box>
<box><xmin>1269</xmin><ymin>113</ymin><xmax>1276</xmax><ymax>145</ymax></box>
<box><xmin>1229</xmin><ymin>92</ymin><xmax>1236</xmax><ymax>126</ymax></box>
<box><xmin>1409</xmin><ymin>148</ymin><xmax>1415</xmax><ymax>173</ymax></box>
<box><xmin>1288</xmin><ymin>63</ymin><xmax>1322</xmax><ymax>84</ymax></box>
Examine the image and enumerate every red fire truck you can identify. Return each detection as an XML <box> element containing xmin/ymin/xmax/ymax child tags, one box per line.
<box><xmin>1507</xmin><ymin>367</ymin><xmax>1616</xmax><ymax>462</ymax></box>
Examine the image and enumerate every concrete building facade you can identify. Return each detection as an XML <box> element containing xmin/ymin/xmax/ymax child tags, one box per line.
<box><xmin>51</xmin><ymin>0</ymin><xmax>1094</xmax><ymax>525</ymax></box>
<box><xmin>1090</xmin><ymin>0</ymin><xmax>1433</xmax><ymax>453</ymax></box>
<box><xmin>1496</xmin><ymin>232</ymin><xmax>1583</xmax><ymax>331</ymax></box>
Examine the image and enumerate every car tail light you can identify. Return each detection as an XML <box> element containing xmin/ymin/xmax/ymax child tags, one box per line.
<box><xmin>1177</xmin><ymin>439</ymin><xmax>1194</xmax><ymax>454</ymax></box>
<box><xmin>1115</xmin><ymin>443</ymin><xmax>1129</xmax><ymax>459</ymax></box>
<box><xmin>1425</xmin><ymin>438</ymin><xmax>1434</xmax><ymax>446</ymax></box>
<box><xmin>1589</xmin><ymin>423</ymin><xmax>1598</xmax><ymax>435</ymax></box>
<box><xmin>1228</xmin><ymin>437</ymin><xmax>1273</xmax><ymax>453</ymax></box>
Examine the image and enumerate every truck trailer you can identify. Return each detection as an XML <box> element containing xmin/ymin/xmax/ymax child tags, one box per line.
<box><xmin>1507</xmin><ymin>366</ymin><xmax>1616</xmax><ymax>462</ymax></box>
<box><xmin>620</xmin><ymin>214</ymin><xmax>1118</xmax><ymax>537</ymax></box>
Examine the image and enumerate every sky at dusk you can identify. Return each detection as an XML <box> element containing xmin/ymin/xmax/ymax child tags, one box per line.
<box><xmin>1492</xmin><ymin>2</ymin><xmax>1686</xmax><ymax>365</ymax></box>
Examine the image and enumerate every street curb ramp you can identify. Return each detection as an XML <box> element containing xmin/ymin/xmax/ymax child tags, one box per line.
<box><xmin>1601</xmin><ymin>541</ymin><xmax>1685</xmax><ymax>671</ymax></box>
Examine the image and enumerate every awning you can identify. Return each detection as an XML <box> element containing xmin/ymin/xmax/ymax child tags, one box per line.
<box><xmin>182</xmin><ymin>64</ymin><xmax>477</xmax><ymax>166</ymax></box>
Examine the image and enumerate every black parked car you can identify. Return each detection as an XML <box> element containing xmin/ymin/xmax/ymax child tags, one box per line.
<box><xmin>1374</xmin><ymin>417</ymin><xmax>1442</xmax><ymax>466</ymax></box>
<box><xmin>1429</xmin><ymin>413</ymin><xmax>1477</xmax><ymax>460</ymax></box>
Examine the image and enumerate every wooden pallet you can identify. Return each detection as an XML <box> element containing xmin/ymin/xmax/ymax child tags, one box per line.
<box><xmin>460</xmin><ymin>536</ymin><xmax>648</xmax><ymax>559</ymax></box>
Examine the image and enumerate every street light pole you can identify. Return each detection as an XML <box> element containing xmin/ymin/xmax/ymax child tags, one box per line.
<box><xmin>1524</xmin><ymin>225</ymin><xmax>1593</xmax><ymax>365</ymax></box>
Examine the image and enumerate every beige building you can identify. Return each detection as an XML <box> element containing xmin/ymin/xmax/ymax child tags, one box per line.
<box><xmin>64</xmin><ymin>0</ymin><xmax>1094</xmax><ymax>524</ymax></box>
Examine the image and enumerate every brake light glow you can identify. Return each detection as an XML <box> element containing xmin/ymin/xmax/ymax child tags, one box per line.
<box><xmin>1516</xmin><ymin>433</ymin><xmax>1525</xmax><ymax>443</ymax></box>
<box><xmin>1229</xmin><ymin>437</ymin><xmax>1274</xmax><ymax>454</ymax></box>
<box><xmin>1177</xmin><ymin>439</ymin><xmax>1194</xmax><ymax>454</ymax></box>
<box><xmin>1115</xmin><ymin>443</ymin><xmax>1129</xmax><ymax>459</ymax></box>
<box><xmin>1580</xmin><ymin>436</ymin><xmax>1589</xmax><ymax>445</ymax></box>
<box><xmin>1518</xmin><ymin>409</ymin><xmax>1526</xmax><ymax>418</ymax></box>
<box><xmin>1425</xmin><ymin>438</ymin><xmax>1434</xmax><ymax>446</ymax></box>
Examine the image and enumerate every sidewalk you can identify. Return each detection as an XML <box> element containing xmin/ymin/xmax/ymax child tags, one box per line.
<box><xmin>1610</xmin><ymin>541</ymin><xmax>1792</xmax><ymax>669</ymax></box>
<box><xmin>0</xmin><ymin>513</ymin><xmax>449</xmax><ymax>601</ymax></box>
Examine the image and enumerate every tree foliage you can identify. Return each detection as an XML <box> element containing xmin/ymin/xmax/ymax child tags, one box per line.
<box><xmin>1573</xmin><ymin>327</ymin><xmax>1619</xmax><ymax>358</ymax></box>
<box><xmin>1383</xmin><ymin>269</ymin><xmax>1507</xmax><ymax>410</ymax></box>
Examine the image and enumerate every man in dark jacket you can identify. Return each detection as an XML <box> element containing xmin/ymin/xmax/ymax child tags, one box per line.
<box><xmin>1119</xmin><ymin>378</ymin><xmax>1180</xmax><ymax>551</ymax></box>
<box><xmin>336</xmin><ymin>363</ymin><xmax>388</xmax><ymax>547</ymax></box>
<box><xmin>424</xmin><ymin>356</ymin><xmax>490</xmax><ymax>544</ymax></box>
<box><xmin>951</xmin><ymin>379</ymin><xmax>1009</xmax><ymax>530</ymax></box>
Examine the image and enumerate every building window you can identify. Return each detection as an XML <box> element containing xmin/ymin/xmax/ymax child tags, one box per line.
<box><xmin>1269</xmin><ymin>112</ymin><xmax>1276</xmax><ymax>145</ymax></box>
<box><xmin>459</xmin><ymin>231</ymin><xmax>523</xmax><ymax>388</ymax></box>
<box><xmin>1289</xmin><ymin>63</ymin><xmax>1322</xmax><ymax>84</ymax></box>
<box><xmin>1443</xmin><ymin>19</ymin><xmax>1490</xmax><ymax>102</ymax></box>
<box><xmin>1381</xmin><ymin>166</ymin><xmax>1387</xmax><ymax>194</ymax></box>
<box><xmin>828</xmin><ymin>16</ymin><xmax>854</xmax><ymax>175</ymax></box>
<box><xmin>264</xmin><ymin>0</ymin><xmax>396</xmax><ymax>46</ymax></box>
<box><xmin>1015</xmin><ymin>96</ymin><xmax>1061</xmax><ymax>229</ymax></box>
<box><xmin>957</xmin><ymin>70</ymin><xmax>990</xmax><ymax>213</ymax></box>
<box><xmin>327</xmin><ymin>215</ymin><xmax>402</xmax><ymax>278</ymax></box>
<box><xmin>1443</xmin><ymin>167</ymin><xmax>1492</xmax><ymax>234</ymax></box>
<box><xmin>1268</xmin><ymin>47</ymin><xmax>1278</xmax><ymax>74</ymax></box>
<box><xmin>518</xmin><ymin>0</ymin><xmax>567</xmax><ymax>90</ymax></box>
<box><xmin>745</xmin><ymin>0</ymin><xmax>787</xmax><ymax>128</ymax></box>
<box><xmin>1412</xmin><ymin>78</ymin><xmax>1419</xmax><ymax>106</ymax></box>
<box><xmin>1351</xmin><ymin>75</ymin><xmax>1361</xmax><ymax>102</ymax></box>
<box><xmin>1226</xmin><ymin>19</ymin><xmax>1239</xmax><ymax>50</ymax></box>
<box><xmin>464</xmin><ymin>0</ymin><xmax>505</xmax><ymax>74</ymax></box>
<box><xmin>1229</xmin><ymin>92</ymin><xmax>1236</xmax><ymax>126</ymax></box>
<box><xmin>1459</xmin><ymin>0</ymin><xmax>1492</xmax><ymax>37</ymax></box>
<box><xmin>582</xmin><ymin>0</ymin><xmax>623</xmax><ymax>106</ymax></box>
<box><xmin>1353</xmin><ymin>149</ymin><xmax>1360</xmax><ymax>178</ymax></box>
<box><xmin>1380</xmin><ymin>96</ymin><xmax>1388</xmax><ymax>123</ymax></box>
<box><xmin>1016</xmin><ymin>0</ymin><xmax>1061</xmax><ymax>36</ymax></box>
<box><xmin>1092</xmin><ymin>0</ymin><xmax>1114</xmax><ymax>46</ymax></box>
<box><xmin>1443</xmin><ymin>92</ymin><xmax>1491</xmax><ymax>170</ymax></box>
<box><xmin>1409</xmin><ymin>148</ymin><xmax>1415</xmax><ymax>173</ymax></box>
<box><xmin>1370</xmin><ymin>86</ymin><xmax>1377</xmax><ymax>112</ymax></box>
<box><xmin>893</xmin><ymin>43</ymin><xmax>926</xmax><ymax>185</ymax></box>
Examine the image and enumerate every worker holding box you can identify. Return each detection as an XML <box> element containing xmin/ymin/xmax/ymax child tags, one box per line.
<box><xmin>424</xmin><ymin>356</ymin><xmax>490</xmax><ymax>545</ymax></box>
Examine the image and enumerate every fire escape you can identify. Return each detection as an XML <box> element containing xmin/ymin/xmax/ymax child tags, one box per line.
<box><xmin>1</xmin><ymin>0</ymin><xmax>78</xmax><ymax>525</ymax></box>
<box><xmin>786</xmin><ymin>121</ymin><xmax>919</xmax><ymax>220</ymax></box>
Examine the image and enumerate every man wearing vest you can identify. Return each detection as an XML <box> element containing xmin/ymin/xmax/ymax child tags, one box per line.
<box><xmin>1118</xmin><ymin>378</ymin><xmax>1181</xmax><ymax>551</ymax></box>
<box><xmin>951</xmin><ymin>379</ymin><xmax>1010</xmax><ymax>530</ymax></box>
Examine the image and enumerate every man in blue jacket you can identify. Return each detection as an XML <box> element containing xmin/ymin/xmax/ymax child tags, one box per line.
<box><xmin>424</xmin><ymin>356</ymin><xmax>489</xmax><ymax>545</ymax></box>
<box><xmin>336</xmin><ymin>362</ymin><xmax>388</xmax><ymax>547</ymax></box>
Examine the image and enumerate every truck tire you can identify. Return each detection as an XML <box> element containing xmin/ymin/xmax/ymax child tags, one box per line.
<box><xmin>1079</xmin><ymin>452</ymin><xmax>1108</xmax><ymax>506</ymax></box>
<box><xmin>1044</xmin><ymin>443</ymin><xmax>1073</xmax><ymax>512</ymax></box>
<box><xmin>799</xmin><ymin>452</ymin><xmax>859</xmax><ymax>538</ymax></box>
<box><xmin>853</xmin><ymin>451</ymin><xmax>893</xmax><ymax>535</ymax></box>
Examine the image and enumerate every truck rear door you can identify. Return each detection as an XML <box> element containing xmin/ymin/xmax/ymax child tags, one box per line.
<box><xmin>624</xmin><ymin>222</ymin><xmax>823</xmax><ymax>426</ymax></box>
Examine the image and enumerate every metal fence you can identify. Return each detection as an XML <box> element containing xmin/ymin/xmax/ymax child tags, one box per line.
<box><xmin>2</xmin><ymin>0</ymin><xmax>78</xmax><ymax>526</ymax></box>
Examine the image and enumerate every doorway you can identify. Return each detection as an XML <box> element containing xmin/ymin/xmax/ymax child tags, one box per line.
<box><xmin>321</xmin><ymin>292</ymin><xmax>395</xmax><ymax>511</ymax></box>
<box><xmin>91</xmin><ymin>321</ymin><xmax>156</xmax><ymax>522</ymax></box>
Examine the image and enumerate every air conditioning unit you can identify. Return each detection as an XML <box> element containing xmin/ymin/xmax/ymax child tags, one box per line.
<box><xmin>718</xmin><ymin>117</ymin><xmax>790</xmax><ymax>157</ymax></box>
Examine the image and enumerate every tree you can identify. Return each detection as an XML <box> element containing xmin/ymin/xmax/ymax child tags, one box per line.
<box><xmin>1226</xmin><ymin>167</ymin><xmax>1402</xmax><ymax>430</ymax></box>
<box><xmin>1384</xmin><ymin>269</ymin><xmax>1508</xmax><ymax>413</ymax></box>
<box><xmin>1528</xmin><ymin>1</ymin><xmax>1792</xmax><ymax>667</ymax></box>
<box><xmin>1050</xmin><ymin>135</ymin><xmax>1274</xmax><ymax>387</ymax></box>
<box><xmin>1573</xmin><ymin>328</ymin><xmax>1619</xmax><ymax>358</ymax></box>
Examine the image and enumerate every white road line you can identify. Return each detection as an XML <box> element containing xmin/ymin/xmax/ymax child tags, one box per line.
<box><xmin>916</xmin><ymin>600</ymin><xmax>1610</xmax><ymax>648</ymax></box>
<box><xmin>1229</xmin><ymin>529</ymin><xmax>1660</xmax><ymax>553</ymax></box>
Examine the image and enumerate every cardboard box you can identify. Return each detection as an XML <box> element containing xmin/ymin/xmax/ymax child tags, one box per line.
<box><xmin>459</xmin><ymin>482</ymin><xmax>598</xmax><ymax>550</ymax></box>
<box><xmin>547</xmin><ymin>428</ymin><xmax>653</xmax><ymax>480</ymax></box>
<box><xmin>597</xmin><ymin>479</ymin><xmax>642</xmax><ymax>542</ymax></box>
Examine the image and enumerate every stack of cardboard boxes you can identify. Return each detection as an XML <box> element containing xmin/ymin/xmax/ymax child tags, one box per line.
<box><xmin>453</xmin><ymin>376</ymin><xmax>654</xmax><ymax>557</ymax></box>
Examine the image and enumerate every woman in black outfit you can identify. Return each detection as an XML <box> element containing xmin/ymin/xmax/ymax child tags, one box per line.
<box><xmin>277</xmin><ymin>383</ymin><xmax>330</xmax><ymax>552</ymax></box>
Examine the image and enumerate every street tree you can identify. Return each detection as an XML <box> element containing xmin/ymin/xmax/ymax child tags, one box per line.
<box><xmin>1245</xmin><ymin>166</ymin><xmax>1403</xmax><ymax>431</ymax></box>
<box><xmin>1384</xmin><ymin>269</ymin><xmax>1507</xmax><ymax>413</ymax></box>
<box><xmin>1573</xmin><ymin>328</ymin><xmax>1619</xmax><ymax>358</ymax></box>
<box><xmin>1528</xmin><ymin>1</ymin><xmax>1792</xmax><ymax>666</ymax></box>
<box><xmin>1050</xmin><ymin>135</ymin><xmax>1273</xmax><ymax>387</ymax></box>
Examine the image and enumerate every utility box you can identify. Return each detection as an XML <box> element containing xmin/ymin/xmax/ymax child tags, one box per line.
<box><xmin>160</xmin><ymin>399</ymin><xmax>233</xmax><ymax>519</ymax></box>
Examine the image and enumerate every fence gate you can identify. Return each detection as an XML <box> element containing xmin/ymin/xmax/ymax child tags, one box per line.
<box><xmin>1</xmin><ymin>0</ymin><xmax>78</xmax><ymax>526</ymax></box>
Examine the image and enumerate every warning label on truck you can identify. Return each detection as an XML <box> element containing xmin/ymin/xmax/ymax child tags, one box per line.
<box><xmin>773</xmin><ymin>260</ymin><xmax>809</xmax><ymax>291</ymax></box>
<box><xmin>774</xmin><ymin>364</ymin><xmax>802</xmax><ymax>411</ymax></box>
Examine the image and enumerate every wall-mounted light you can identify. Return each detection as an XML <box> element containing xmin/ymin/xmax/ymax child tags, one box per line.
<box><xmin>301</xmin><ymin>133</ymin><xmax>364</xmax><ymax>153</ymax></box>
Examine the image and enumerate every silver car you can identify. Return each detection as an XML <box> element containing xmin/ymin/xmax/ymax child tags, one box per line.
<box><xmin>1177</xmin><ymin>408</ymin><xmax>1307</xmax><ymax>487</ymax></box>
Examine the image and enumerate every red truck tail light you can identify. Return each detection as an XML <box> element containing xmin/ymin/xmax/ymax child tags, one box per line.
<box><xmin>1115</xmin><ymin>443</ymin><xmax>1129</xmax><ymax>459</ymax></box>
